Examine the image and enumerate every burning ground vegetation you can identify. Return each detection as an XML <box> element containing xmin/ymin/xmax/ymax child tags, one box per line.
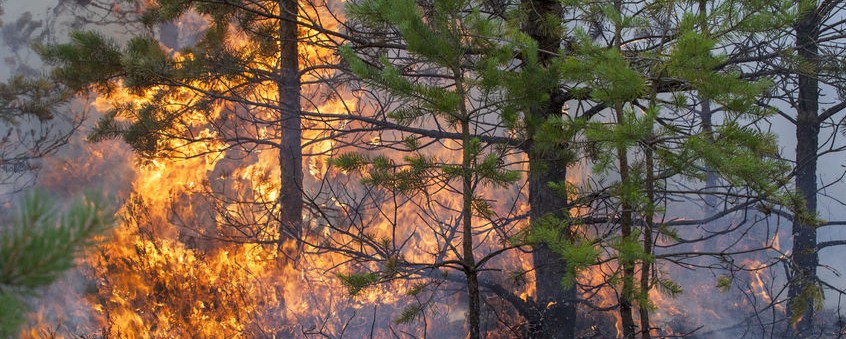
<box><xmin>14</xmin><ymin>137</ymin><xmax>829</xmax><ymax>339</ymax></box>
<box><xmin>3</xmin><ymin>0</ymin><xmax>846</xmax><ymax>338</ymax></box>
<box><xmin>17</xmin><ymin>120</ymin><xmax>810</xmax><ymax>338</ymax></box>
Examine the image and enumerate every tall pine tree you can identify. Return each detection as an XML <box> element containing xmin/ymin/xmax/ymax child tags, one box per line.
<box><xmin>524</xmin><ymin>1</ymin><xmax>803</xmax><ymax>337</ymax></box>
<box><xmin>335</xmin><ymin>0</ymin><xmax>568</xmax><ymax>336</ymax></box>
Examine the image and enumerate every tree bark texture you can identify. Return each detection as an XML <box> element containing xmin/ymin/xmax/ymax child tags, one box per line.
<box><xmin>789</xmin><ymin>6</ymin><xmax>820</xmax><ymax>334</ymax></box>
<box><xmin>522</xmin><ymin>0</ymin><xmax>577</xmax><ymax>338</ymax></box>
<box><xmin>278</xmin><ymin>0</ymin><xmax>304</xmax><ymax>251</ymax></box>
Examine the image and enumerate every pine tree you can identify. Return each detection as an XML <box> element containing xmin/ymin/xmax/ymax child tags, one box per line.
<box><xmin>0</xmin><ymin>191</ymin><xmax>113</xmax><ymax>337</ymax></box>
<box><xmin>34</xmin><ymin>0</ymin><xmax>347</xmax><ymax>333</ymax></box>
<box><xmin>34</xmin><ymin>0</ymin><xmax>341</xmax><ymax>255</ymax></box>
<box><xmin>518</xmin><ymin>0</ymin><xmax>578</xmax><ymax>336</ymax></box>
<box><xmin>524</xmin><ymin>1</ymin><xmax>802</xmax><ymax>337</ymax></box>
<box><xmin>335</xmin><ymin>0</ymin><xmax>556</xmax><ymax>335</ymax></box>
<box><xmin>781</xmin><ymin>2</ymin><xmax>846</xmax><ymax>332</ymax></box>
<box><xmin>339</xmin><ymin>1</ymin><xmax>809</xmax><ymax>337</ymax></box>
<box><xmin>712</xmin><ymin>1</ymin><xmax>846</xmax><ymax>333</ymax></box>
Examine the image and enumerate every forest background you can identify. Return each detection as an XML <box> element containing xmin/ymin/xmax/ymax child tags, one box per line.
<box><xmin>1</xmin><ymin>0</ymin><xmax>846</xmax><ymax>338</ymax></box>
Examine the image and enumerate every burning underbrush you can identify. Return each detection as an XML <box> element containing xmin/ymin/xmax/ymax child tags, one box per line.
<box><xmin>18</xmin><ymin>134</ymin><xmax>800</xmax><ymax>338</ymax></box>
<box><xmin>7</xmin><ymin>1</ymin><xmax>835</xmax><ymax>338</ymax></box>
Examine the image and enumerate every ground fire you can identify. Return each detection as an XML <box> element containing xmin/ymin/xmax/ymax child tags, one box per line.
<box><xmin>2</xmin><ymin>0</ymin><xmax>846</xmax><ymax>338</ymax></box>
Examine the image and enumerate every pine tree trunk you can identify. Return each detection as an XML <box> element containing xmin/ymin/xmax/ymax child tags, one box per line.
<box><xmin>273</xmin><ymin>3</ymin><xmax>302</xmax><ymax>336</ymax></box>
<box><xmin>640</xmin><ymin>138</ymin><xmax>655</xmax><ymax>339</ymax></box>
<box><xmin>611</xmin><ymin>5</ymin><xmax>636</xmax><ymax>336</ymax></box>
<box><xmin>522</xmin><ymin>1</ymin><xmax>577</xmax><ymax>338</ymax></box>
<box><xmin>789</xmin><ymin>6</ymin><xmax>820</xmax><ymax>334</ymax></box>
<box><xmin>457</xmin><ymin>69</ymin><xmax>482</xmax><ymax>339</ymax></box>
<box><xmin>528</xmin><ymin>168</ymin><xmax>576</xmax><ymax>339</ymax></box>
<box><xmin>277</xmin><ymin>0</ymin><xmax>304</xmax><ymax>252</ymax></box>
<box><xmin>615</xmin><ymin>104</ymin><xmax>636</xmax><ymax>339</ymax></box>
<box><xmin>699</xmin><ymin>101</ymin><xmax>719</xmax><ymax>211</ymax></box>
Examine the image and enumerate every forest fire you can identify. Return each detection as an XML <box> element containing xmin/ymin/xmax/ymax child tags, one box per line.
<box><xmin>3</xmin><ymin>0</ymin><xmax>846</xmax><ymax>338</ymax></box>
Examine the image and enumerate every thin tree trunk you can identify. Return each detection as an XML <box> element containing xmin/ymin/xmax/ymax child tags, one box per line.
<box><xmin>640</xmin><ymin>139</ymin><xmax>654</xmax><ymax>339</ymax></box>
<box><xmin>697</xmin><ymin>0</ymin><xmax>720</xmax><ymax>214</ymax></box>
<box><xmin>789</xmin><ymin>6</ymin><xmax>820</xmax><ymax>334</ymax></box>
<box><xmin>522</xmin><ymin>0</ymin><xmax>577</xmax><ymax>338</ymax></box>
<box><xmin>615</xmin><ymin>104</ymin><xmax>636</xmax><ymax>339</ymax></box>
<box><xmin>611</xmin><ymin>5</ymin><xmax>636</xmax><ymax>336</ymax></box>
<box><xmin>457</xmin><ymin>67</ymin><xmax>481</xmax><ymax>339</ymax></box>
<box><xmin>278</xmin><ymin>0</ymin><xmax>304</xmax><ymax>255</ymax></box>
<box><xmin>463</xmin><ymin>123</ymin><xmax>481</xmax><ymax>338</ymax></box>
<box><xmin>699</xmin><ymin>100</ymin><xmax>719</xmax><ymax>211</ymax></box>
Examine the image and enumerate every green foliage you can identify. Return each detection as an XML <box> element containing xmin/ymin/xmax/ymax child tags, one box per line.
<box><xmin>585</xmin><ymin>107</ymin><xmax>656</xmax><ymax>174</ymax></box>
<box><xmin>330</xmin><ymin>152</ymin><xmax>370</xmax><ymax>172</ymax></box>
<box><xmin>333</xmin><ymin>152</ymin><xmax>435</xmax><ymax>193</ymax></box>
<box><xmin>405</xmin><ymin>281</ymin><xmax>428</xmax><ymax>297</ymax></box>
<box><xmin>529</xmin><ymin>115</ymin><xmax>580</xmax><ymax>168</ymax></box>
<box><xmin>0</xmin><ymin>292</ymin><xmax>25</xmax><ymax>338</ymax></box>
<box><xmin>655</xmin><ymin>277</ymin><xmax>683</xmax><ymax>297</ymax></box>
<box><xmin>340</xmin><ymin>5</ymin><xmax>578</xmax><ymax>334</ymax></box>
<box><xmin>527</xmin><ymin>214</ymin><xmax>599</xmax><ymax>288</ymax></box>
<box><xmin>561</xmin><ymin>40</ymin><xmax>645</xmax><ymax>105</ymax></box>
<box><xmin>340</xmin><ymin>45</ymin><xmax>463</xmax><ymax>124</ymax></box>
<box><xmin>336</xmin><ymin>272</ymin><xmax>380</xmax><ymax>297</ymax></box>
<box><xmin>468</xmin><ymin>146</ymin><xmax>521</xmax><ymax>188</ymax></box>
<box><xmin>783</xmin><ymin>190</ymin><xmax>826</xmax><ymax>229</ymax></box>
<box><xmin>610</xmin><ymin>230</ymin><xmax>653</xmax><ymax>266</ymax></box>
<box><xmin>685</xmin><ymin>123</ymin><xmax>789</xmax><ymax>197</ymax></box>
<box><xmin>35</xmin><ymin>31</ymin><xmax>123</xmax><ymax>94</ymax></box>
<box><xmin>35</xmin><ymin>0</ymin><xmax>303</xmax><ymax>161</ymax></box>
<box><xmin>789</xmin><ymin>280</ymin><xmax>824</xmax><ymax>326</ymax></box>
<box><xmin>544</xmin><ymin>1</ymin><xmax>796</xmax><ymax>324</ymax></box>
<box><xmin>716</xmin><ymin>275</ymin><xmax>732</xmax><ymax>292</ymax></box>
<box><xmin>0</xmin><ymin>76</ymin><xmax>70</xmax><ymax>122</ymax></box>
<box><xmin>547</xmin><ymin>180</ymin><xmax>579</xmax><ymax>201</ymax></box>
<box><xmin>87</xmin><ymin>91</ymin><xmax>188</xmax><ymax>159</ymax></box>
<box><xmin>0</xmin><ymin>191</ymin><xmax>113</xmax><ymax>337</ymax></box>
<box><xmin>357</xmin><ymin>1</ymin><xmax>802</xmax><ymax>329</ymax></box>
<box><xmin>395</xmin><ymin>303</ymin><xmax>423</xmax><ymax>324</ymax></box>
<box><xmin>141</xmin><ymin>0</ymin><xmax>192</xmax><ymax>24</ymax></box>
<box><xmin>36</xmin><ymin>30</ymin><xmax>187</xmax><ymax>159</ymax></box>
<box><xmin>122</xmin><ymin>37</ymin><xmax>170</xmax><ymax>93</ymax></box>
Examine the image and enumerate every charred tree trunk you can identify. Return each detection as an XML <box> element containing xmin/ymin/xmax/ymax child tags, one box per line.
<box><xmin>277</xmin><ymin>0</ymin><xmax>304</xmax><ymax>254</ymax></box>
<box><xmin>789</xmin><ymin>6</ymin><xmax>820</xmax><ymax>334</ymax></box>
<box><xmin>522</xmin><ymin>0</ymin><xmax>577</xmax><ymax>338</ymax></box>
